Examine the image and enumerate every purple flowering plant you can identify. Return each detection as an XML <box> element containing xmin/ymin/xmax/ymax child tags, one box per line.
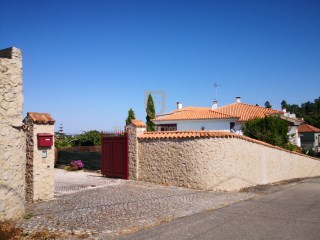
<box><xmin>70</xmin><ymin>160</ymin><xmax>84</xmax><ymax>170</ymax></box>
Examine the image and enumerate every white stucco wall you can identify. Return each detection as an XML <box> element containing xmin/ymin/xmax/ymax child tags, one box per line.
<box><xmin>288</xmin><ymin>126</ymin><xmax>301</xmax><ymax>147</ymax></box>
<box><xmin>137</xmin><ymin>137</ymin><xmax>320</xmax><ymax>191</ymax></box>
<box><xmin>154</xmin><ymin>119</ymin><xmax>234</xmax><ymax>132</ymax></box>
<box><xmin>177</xmin><ymin>120</ymin><xmax>231</xmax><ymax>131</ymax></box>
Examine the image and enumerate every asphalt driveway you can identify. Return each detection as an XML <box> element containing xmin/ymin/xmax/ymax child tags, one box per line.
<box><xmin>118</xmin><ymin>178</ymin><xmax>320</xmax><ymax>240</ymax></box>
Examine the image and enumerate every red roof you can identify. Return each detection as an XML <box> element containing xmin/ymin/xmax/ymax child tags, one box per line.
<box><xmin>216</xmin><ymin>102</ymin><xmax>282</xmax><ymax>122</ymax></box>
<box><xmin>131</xmin><ymin>120</ymin><xmax>146</xmax><ymax>127</ymax></box>
<box><xmin>154</xmin><ymin>107</ymin><xmax>237</xmax><ymax>121</ymax></box>
<box><xmin>139</xmin><ymin>130</ymin><xmax>239</xmax><ymax>139</ymax></box>
<box><xmin>27</xmin><ymin>112</ymin><xmax>55</xmax><ymax>124</ymax></box>
<box><xmin>298</xmin><ymin>124</ymin><xmax>320</xmax><ymax>133</ymax></box>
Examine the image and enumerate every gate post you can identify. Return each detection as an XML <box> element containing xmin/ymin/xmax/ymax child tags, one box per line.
<box><xmin>0</xmin><ymin>47</ymin><xmax>25</xmax><ymax>220</ymax></box>
<box><xmin>126</xmin><ymin>120</ymin><xmax>146</xmax><ymax>180</ymax></box>
<box><xmin>24</xmin><ymin>112</ymin><xmax>55</xmax><ymax>202</ymax></box>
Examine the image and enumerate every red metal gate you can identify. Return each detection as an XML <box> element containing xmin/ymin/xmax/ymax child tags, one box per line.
<box><xmin>101</xmin><ymin>131</ymin><xmax>128</xmax><ymax>179</ymax></box>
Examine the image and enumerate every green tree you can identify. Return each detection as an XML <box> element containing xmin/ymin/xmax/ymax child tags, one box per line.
<box><xmin>125</xmin><ymin>108</ymin><xmax>136</xmax><ymax>125</ymax></box>
<box><xmin>264</xmin><ymin>101</ymin><xmax>272</xmax><ymax>108</ymax></box>
<box><xmin>146</xmin><ymin>94</ymin><xmax>156</xmax><ymax>131</ymax></box>
<box><xmin>242</xmin><ymin>116</ymin><xmax>290</xmax><ymax>148</ymax></box>
<box><xmin>285</xmin><ymin>96</ymin><xmax>320</xmax><ymax>128</ymax></box>
<box><xmin>281</xmin><ymin>100</ymin><xmax>288</xmax><ymax>110</ymax></box>
<box><xmin>74</xmin><ymin>130</ymin><xmax>101</xmax><ymax>146</ymax></box>
<box><xmin>54</xmin><ymin>135</ymin><xmax>74</xmax><ymax>149</ymax></box>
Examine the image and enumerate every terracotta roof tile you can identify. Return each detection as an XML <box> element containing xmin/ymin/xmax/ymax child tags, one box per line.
<box><xmin>27</xmin><ymin>112</ymin><xmax>55</xmax><ymax>124</ymax></box>
<box><xmin>139</xmin><ymin>131</ymin><xmax>238</xmax><ymax>139</ymax></box>
<box><xmin>298</xmin><ymin>124</ymin><xmax>320</xmax><ymax>133</ymax></box>
<box><xmin>138</xmin><ymin>131</ymin><xmax>319</xmax><ymax>160</ymax></box>
<box><xmin>216</xmin><ymin>102</ymin><xmax>282</xmax><ymax>122</ymax></box>
<box><xmin>154</xmin><ymin>107</ymin><xmax>238</xmax><ymax>121</ymax></box>
<box><xmin>131</xmin><ymin>120</ymin><xmax>146</xmax><ymax>127</ymax></box>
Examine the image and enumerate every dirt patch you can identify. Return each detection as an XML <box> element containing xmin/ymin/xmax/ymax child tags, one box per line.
<box><xmin>0</xmin><ymin>221</ymin><xmax>61</xmax><ymax>240</ymax></box>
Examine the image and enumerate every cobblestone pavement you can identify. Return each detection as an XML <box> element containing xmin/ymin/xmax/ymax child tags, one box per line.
<box><xmin>54</xmin><ymin>169</ymin><xmax>125</xmax><ymax>196</ymax></box>
<box><xmin>19</xmin><ymin>169</ymin><xmax>258</xmax><ymax>239</ymax></box>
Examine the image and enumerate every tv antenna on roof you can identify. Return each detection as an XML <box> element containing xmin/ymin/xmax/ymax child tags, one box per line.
<box><xmin>214</xmin><ymin>82</ymin><xmax>222</xmax><ymax>100</ymax></box>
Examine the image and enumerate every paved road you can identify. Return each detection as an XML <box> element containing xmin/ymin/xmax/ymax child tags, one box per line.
<box><xmin>19</xmin><ymin>169</ymin><xmax>256</xmax><ymax>239</ymax></box>
<box><xmin>118</xmin><ymin>178</ymin><xmax>320</xmax><ymax>240</ymax></box>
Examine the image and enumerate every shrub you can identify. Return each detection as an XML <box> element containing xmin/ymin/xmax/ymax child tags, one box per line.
<box><xmin>242</xmin><ymin>116</ymin><xmax>289</xmax><ymax>148</ymax></box>
<box><xmin>70</xmin><ymin>160</ymin><xmax>84</xmax><ymax>170</ymax></box>
<box><xmin>54</xmin><ymin>135</ymin><xmax>74</xmax><ymax>149</ymax></box>
<box><xmin>74</xmin><ymin>130</ymin><xmax>101</xmax><ymax>146</ymax></box>
<box><xmin>302</xmin><ymin>148</ymin><xmax>318</xmax><ymax>157</ymax></box>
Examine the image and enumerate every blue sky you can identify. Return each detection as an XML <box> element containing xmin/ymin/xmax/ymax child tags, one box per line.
<box><xmin>1</xmin><ymin>0</ymin><xmax>320</xmax><ymax>133</ymax></box>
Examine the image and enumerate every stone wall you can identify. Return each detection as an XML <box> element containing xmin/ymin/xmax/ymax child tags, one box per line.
<box><xmin>136</xmin><ymin>133</ymin><xmax>320</xmax><ymax>191</ymax></box>
<box><xmin>0</xmin><ymin>47</ymin><xmax>26</xmax><ymax>220</ymax></box>
<box><xmin>25</xmin><ymin>117</ymin><xmax>34</xmax><ymax>202</ymax></box>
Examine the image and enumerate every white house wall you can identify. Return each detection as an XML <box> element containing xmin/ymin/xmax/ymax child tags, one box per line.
<box><xmin>178</xmin><ymin>120</ymin><xmax>232</xmax><ymax>131</ymax></box>
<box><xmin>154</xmin><ymin>119</ymin><xmax>234</xmax><ymax>132</ymax></box>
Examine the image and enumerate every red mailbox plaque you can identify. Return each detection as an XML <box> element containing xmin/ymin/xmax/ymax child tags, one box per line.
<box><xmin>37</xmin><ymin>133</ymin><xmax>53</xmax><ymax>147</ymax></box>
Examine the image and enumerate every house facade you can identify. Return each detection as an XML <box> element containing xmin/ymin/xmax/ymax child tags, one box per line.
<box><xmin>153</xmin><ymin>97</ymin><xmax>302</xmax><ymax>146</ymax></box>
<box><xmin>153</xmin><ymin>105</ymin><xmax>238</xmax><ymax>132</ymax></box>
<box><xmin>298</xmin><ymin>124</ymin><xmax>320</xmax><ymax>151</ymax></box>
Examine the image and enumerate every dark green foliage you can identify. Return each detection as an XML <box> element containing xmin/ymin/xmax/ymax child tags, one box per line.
<box><xmin>281</xmin><ymin>100</ymin><xmax>288</xmax><ymax>109</ymax></box>
<box><xmin>242</xmin><ymin>116</ymin><xmax>289</xmax><ymax>148</ymax></box>
<box><xmin>74</xmin><ymin>130</ymin><xmax>101</xmax><ymax>146</ymax></box>
<box><xmin>54</xmin><ymin>135</ymin><xmax>74</xmax><ymax>149</ymax></box>
<box><xmin>301</xmin><ymin>148</ymin><xmax>319</xmax><ymax>157</ymax></box>
<box><xmin>55</xmin><ymin>130</ymin><xmax>101</xmax><ymax>148</ymax></box>
<box><xmin>146</xmin><ymin>94</ymin><xmax>156</xmax><ymax>131</ymax></box>
<box><xmin>264</xmin><ymin>101</ymin><xmax>272</xmax><ymax>108</ymax></box>
<box><xmin>126</xmin><ymin>108</ymin><xmax>136</xmax><ymax>125</ymax></box>
<box><xmin>285</xmin><ymin>97</ymin><xmax>320</xmax><ymax>128</ymax></box>
<box><xmin>57</xmin><ymin>151</ymin><xmax>101</xmax><ymax>170</ymax></box>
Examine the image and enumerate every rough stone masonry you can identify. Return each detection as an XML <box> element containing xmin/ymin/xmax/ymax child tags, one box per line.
<box><xmin>0</xmin><ymin>47</ymin><xmax>26</xmax><ymax>220</ymax></box>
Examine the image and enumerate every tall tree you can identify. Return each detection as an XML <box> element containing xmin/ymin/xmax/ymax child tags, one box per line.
<box><xmin>264</xmin><ymin>101</ymin><xmax>272</xmax><ymax>108</ymax></box>
<box><xmin>125</xmin><ymin>108</ymin><xmax>136</xmax><ymax>125</ymax></box>
<box><xmin>285</xmin><ymin>96</ymin><xmax>320</xmax><ymax>128</ymax></box>
<box><xmin>281</xmin><ymin>100</ymin><xmax>288</xmax><ymax>110</ymax></box>
<box><xmin>146</xmin><ymin>94</ymin><xmax>156</xmax><ymax>131</ymax></box>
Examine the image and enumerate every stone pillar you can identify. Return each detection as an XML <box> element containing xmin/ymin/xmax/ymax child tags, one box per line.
<box><xmin>24</xmin><ymin>112</ymin><xmax>55</xmax><ymax>202</ymax></box>
<box><xmin>0</xmin><ymin>47</ymin><xmax>26</xmax><ymax>220</ymax></box>
<box><xmin>127</xmin><ymin>120</ymin><xmax>146</xmax><ymax>180</ymax></box>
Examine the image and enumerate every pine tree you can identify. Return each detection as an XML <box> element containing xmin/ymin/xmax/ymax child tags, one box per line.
<box><xmin>264</xmin><ymin>101</ymin><xmax>272</xmax><ymax>108</ymax></box>
<box><xmin>146</xmin><ymin>94</ymin><xmax>156</xmax><ymax>131</ymax></box>
<box><xmin>281</xmin><ymin>100</ymin><xmax>288</xmax><ymax>110</ymax></box>
<box><xmin>125</xmin><ymin>108</ymin><xmax>136</xmax><ymax>125</ymax></box>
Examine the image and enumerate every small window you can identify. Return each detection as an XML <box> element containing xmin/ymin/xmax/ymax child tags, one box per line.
<box><xmin>230</xmin><ymin>122</ymin><xmax>236</xmax><ymax>133</ymax></box>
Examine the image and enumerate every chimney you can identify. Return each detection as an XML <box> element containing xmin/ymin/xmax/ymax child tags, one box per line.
<box><xmin>177</xmin><ymin>102</ymin><xmax>182</xmax><ymax>110</ymax></box>
<box><xmin>212</xmin><ymin>100</ymin><xmax>218</xmax><ymax>109</ymax></box>
<box><xmin>236</xmin><ymin>97</ymin><xmax>241</xmax><ymax>103</ymax></box>
<box><xmin>282</xmin><ymin>108</ymin><xmax>287</xmax><ymax>113</ymax></box>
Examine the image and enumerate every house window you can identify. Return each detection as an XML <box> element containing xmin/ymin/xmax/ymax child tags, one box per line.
<box><xmin>157</xmin><ymin>124</ymin><xmax>177</xmax><ymax>131</ymax></box>
<box><xmin>230</xmin><ymin>122</ymin><xmax>236</xmax><ymax>133</ymax></box>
